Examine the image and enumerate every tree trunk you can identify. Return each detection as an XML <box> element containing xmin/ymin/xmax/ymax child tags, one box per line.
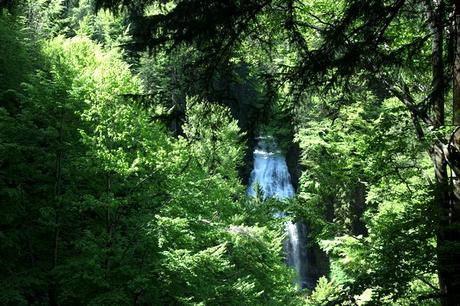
<box><xmin>49</xmin><ymin>108</ymin><xmax>65</xmax><ymax>306</ymax></box>
<box><xmin>425</xmin><ymin>0</ymin><xmax>445</xmax><ymax>128</ymax></box>
<box><xmin>430</xmin><ymin>142</ymin><xmax>460</xmax><ymax>306</ymax></box>
<box><xmin>438</xmin><ymin>1</ymin><xmax>460</xmax><ymax>304</ymax></box>
<box><xmin>453</xmin><ymin>0</ymin><xmax>460</xmax><ymax>126</ymax></box>
<box><xmin>424</xmin><ymin>1</ymin><xmax>460</xmax><ymax>304</ymax></box>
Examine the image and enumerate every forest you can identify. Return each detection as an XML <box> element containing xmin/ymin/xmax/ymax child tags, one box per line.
<box><xmin>1</xmin><ymin>0</ymin><xmax>459</xmax><ymax>305</ymax></box>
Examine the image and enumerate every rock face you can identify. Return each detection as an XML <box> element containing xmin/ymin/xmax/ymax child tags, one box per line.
<box><xmin>285</xmin><ymin>141</ymin><xmax>330</xmax><ymax>288</ymax></box>
<box><xmin>285</xmin><ymin>142</ymin><xmax>301</xmax><ymax>191</ymax></box>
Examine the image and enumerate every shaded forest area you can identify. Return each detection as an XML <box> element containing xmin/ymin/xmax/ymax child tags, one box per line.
<box><xmin>1</xmin><ymin>0</ymin><xmax>460</xmax><ymax>305</ymax></box>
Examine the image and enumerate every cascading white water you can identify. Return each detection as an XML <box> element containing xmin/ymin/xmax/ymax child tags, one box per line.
<box><xmin>247</xmin><ymin>136</ymin><xmax>308</xmax><ymax>288</ymax></box>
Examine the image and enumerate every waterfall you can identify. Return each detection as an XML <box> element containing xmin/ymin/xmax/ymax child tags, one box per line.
<box><xmin>247</xmin><ymin>136</ymin><xmax>309</xmax><ymax>289</ymax></box>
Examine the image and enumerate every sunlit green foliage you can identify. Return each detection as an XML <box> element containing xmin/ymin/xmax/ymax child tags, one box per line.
<box><xmin>295</xmin><ymin>91</ymin><xmax>438</xmax><ymax>304</ymax></box>
<box><xmin>0</xmin><ymin>8</ymin><xmax>299</xmax><ymax>304</ymax></box>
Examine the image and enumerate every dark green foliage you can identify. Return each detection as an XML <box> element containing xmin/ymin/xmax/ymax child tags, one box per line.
<box><xmin>96</xmin><ymin>0</ymin><xmax>270</xmax><ymax>54</ymax></box>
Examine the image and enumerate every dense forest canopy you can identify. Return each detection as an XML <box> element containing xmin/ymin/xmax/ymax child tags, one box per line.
<box><xmin>1</xmin><ymin>0</ymin><xmax>460</xmax><ymax>305</ymax></box>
